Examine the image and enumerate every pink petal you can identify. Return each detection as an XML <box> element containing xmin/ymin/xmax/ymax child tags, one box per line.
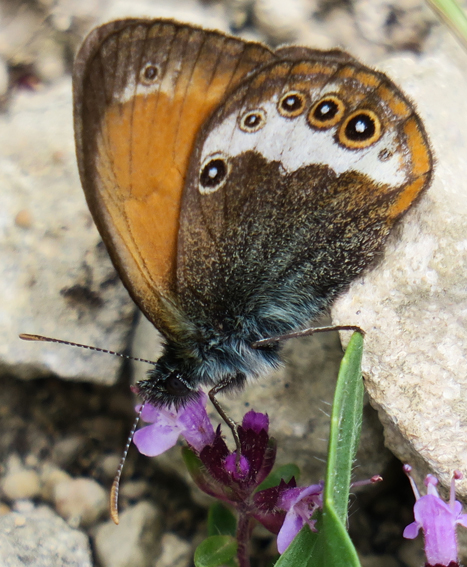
<box><xmin>242</xmin><ymin>410</ymin><xmax>269</xmax><ymax>434</ymax></box>
<box><xmin>277</xmin><ymin>510</ymin><xmax>303</xmax><ymax>554</ymax></box>
<box><xmin>279</xmin><ymin>483</ymin><xmax>323</xmax><ymax>511</ymax></box>
<box><xmin>140</xmin><ymin>403</ymin><xmax>177</xmax><ymax>424</ymax></box>
<box><xmin>133</xmin><ymin>423</ymin><xmax>180</xmax><ymax>456</ymax></box>
<box><xmin>224</xmin><ymin>454</ymin><xmax>250</xmax><ymax>480</ymax></box>
<box><xmin>403</xmin><ymin>521</ymin><xmax>421</xmax><ymax>539</ymax></box>
<box><xmin>414</xmin><ymin>494</ymin><xmax>458</xmax><ymax>566</ymax></box>
<box><xmin>177</xmin><ymin>394</ymin><xmax>215</xmax><ymax>451</ymax></box>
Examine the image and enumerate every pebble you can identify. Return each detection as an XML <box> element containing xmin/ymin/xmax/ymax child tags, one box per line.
<box><xmin>53</xmin><ymin>477</ymin><xmax>107</xmax><ymax>528</ymax></box>
<box><xmin>94</xmin><ymin>501</ymin><xmax>162</xmax><ymax>567</ymax></box>
<box><xmin>119</xmin><ymin>480</ymin><xmax>150</xmax><ymax>501</ymax></box>
<box><xmin>156</xmin><ymin>533</ymin><xmax>192</xmax><ymax>567</ymax></box>
<box><xmin>14</xmin><ymin>209</ymin><xmax>33</xmax><ymax>229</ymax></box>
<box><xmin>2</xmin><ymin>469</ymin><xmax>41</xmax><ymax>501</ymax></box>
<box><xmin>39</xmin><ymin>463</ymin><xmax>71</xmax><ymax>503</ymax></box>
<box><xmin>0</xmin><ymin>56</ymin><xmax>8</xmax><ymax>98</ymax></box>
<box><xmin>51</xmin><ymin>435</ymin><xmax>86</xmax><ymax>468</ymax></box>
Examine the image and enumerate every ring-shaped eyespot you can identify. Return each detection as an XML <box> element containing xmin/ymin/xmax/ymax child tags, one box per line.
<box><xmin>199</xmin><ymin>154</ymin><xmax>229</xmax><ymax>194</ymax></box>
<box><xmin>278</xmin><ymin>91</ymin><xmax>307</xmax><ymax>118</ymax></box>
<box><xmin>140</xmin><ymin>63</ymin><xmax>159</xmax><ymax>85</ymax></box>
<box><xmin>308</xmin><ymin>95</ymin><xmax>345</xmax><ymax>129</ymax></box>
<box><xmin>239</xmin><ymin>109</ymin><xmax>266</xmax><ymax>133</ymax></box>
<box><xmin>338</xmin><ymin>109</ymin><xmax>382</xmax><ymax>149</ymax></box>
<box><xmin>165</xmin><ymin>373</ymin><xmax>192</xmax><ymax>397</ymax></box>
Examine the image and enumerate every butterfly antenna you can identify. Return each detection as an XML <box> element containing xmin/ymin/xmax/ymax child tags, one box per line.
<box><xmin>110</xmin><ymin>405</ymin><xmax>144</xmax><ymax>525</ymax></box>
<box><xmin>19</xmin><ymin>333</ymin><xmax>156</xmax><ymax>365</ymax></box>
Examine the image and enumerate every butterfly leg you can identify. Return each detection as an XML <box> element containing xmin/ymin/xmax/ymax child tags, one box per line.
<box><xmin>209</xmin><ymin>376</ymin><xmax>243</xmax><ymax>460</ymax></box>
<box><xmin>252</xmin><ymin>324</ymin><xmax>365</xmax><ymax>348</ymax></box>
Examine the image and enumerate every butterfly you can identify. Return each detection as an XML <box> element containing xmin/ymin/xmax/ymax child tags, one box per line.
<box><xmin>72</xmin><ymin>18</ymin><xmax>433</xmax><ymax>410</ymax></box>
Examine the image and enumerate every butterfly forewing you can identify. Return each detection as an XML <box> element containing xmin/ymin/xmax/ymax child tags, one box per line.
<box><xmin>73</xmin><ymin>19</ymin><xmax>275</xmax><ymax>338</ymax></box>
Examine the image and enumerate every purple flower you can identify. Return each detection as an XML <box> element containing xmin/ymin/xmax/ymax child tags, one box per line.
<box><xmin>133</xmin><ymin>392</ymin><xmax>215</xmax><ymax>456</ymax></box>
<box><xmin>224</xmin><ymin>453</ymin><xmax>250</xmax><ymax>480</ymax></box>
<box><xmin>242</xmin><ymin>410</ymin><xmax>269</xmax><ymax>435</ymax></box>
<box><xmin>403</xmin><ymin>465</ymin><xmax>467</xmax><ymax>567</ymax></box>
<box><xmin>252</xmin><ymin>478</ymin><xmax>296</xmax><ymax>535</ymax></box>
<box><xmin>276</xmin><ymin>482</ymin><xmax>324</xmax><ymax>553</ymax></box>
<box><xmin>196</xmin><ymin>409</ymin><xmax>276</xmax><ymax>500</ymax></box>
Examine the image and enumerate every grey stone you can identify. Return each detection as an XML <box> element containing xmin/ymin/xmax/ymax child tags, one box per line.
<box><xmin>0</xmin><ymin>505</ymin><xmax>92</xmax><ymax>567</ymax></box>
<box><xmin>332</xmin><ymin>37</ymin><xmax>467</xmax><ymax>497</ymax></box>
<box><xmin>0</xmin><ymin>79</ymin><xmax>136</xmax><ymax>384</ymax></box>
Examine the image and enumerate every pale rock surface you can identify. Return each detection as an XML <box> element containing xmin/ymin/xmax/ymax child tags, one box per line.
<box><xmin>226</xmin><ymin>0</ymin><xmax>255</xmax><ymax>31</ymax></box>
<box><xmin>100</xmin><ymin>0</ymin><xmax>228</xmax><ymax>31</ymax></box>
<box><xmin>0</xmin><ymin>79</ymin><xmax>135</xmax><ymax>383</ymax></box>
<box><xmin>93</xmin><ymin>501</ymin><xmax>163</xmax><ymax>567</ymax></box>
<box><xmin>332</xmin><ymin>36</ymin><xmax>467</xmax><ymax>496</ymax></box>
<box><xmin>354</xmin><ymin>0</ymin><xmax>435</xmax><ymax>50</ymax></box>
<box><xmin>0</xmin><ymin>505</ymin><xmax>92</xmax><ymax>567</ymax></box>
<box><xmin>253</xmin><ymin>0</ymin><xmax>315</xmax><ymax>43</ymax></box>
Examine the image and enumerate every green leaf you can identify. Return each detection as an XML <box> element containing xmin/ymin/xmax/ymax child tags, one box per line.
<box><xmin>208</xmin><ymin>502</ymin><xmax>237</xmax><ymax>537</ymax></box>
<box><xmin>317</xmin><ymin>506</ymin><xmax>361</xmax><ymax>565</ymax></box>
<box><xmin>427</xmin><ymin>0</ymin><xmax>467</xmax><ymax>50</ymax></box>
<box><xmin>181</xmin><ymin>446</ymin><xmax>204</xmax><ymax>476</ymax></box>
<box><xmin>256</xmin><ymin>463</ymin><xmax>301</xmax><ymax>492</ymax></box>
<box><xmin>274</xmin><ymin>332</ymin><xmax>364</xmax><ymax>567</ymax></box>
<box><xmin>194</xmin><ymin>535</ymin><xmax>237</xmax><ymax>567</ymax></box>
<box><xmin>325</xmin><ymin>331</ymin><xmax>364</xmax><ymax>523</ymax></box>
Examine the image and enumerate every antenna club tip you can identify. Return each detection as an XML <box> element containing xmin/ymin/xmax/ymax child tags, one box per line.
<box><xmin>110</xmin><ymin>483</ymin><xmax>120</xmax><ymax>525</ymax></box>
<box><xmin>19</xmin><ymin>333</ymin><xmax>37</xmax><ymax>341</ymax></box>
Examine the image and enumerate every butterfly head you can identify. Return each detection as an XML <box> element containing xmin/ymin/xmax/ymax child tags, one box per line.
<box><xmin>137</xmin><ymin>363</ymin><xmax>201</xmax><ymax>409</ymax></box>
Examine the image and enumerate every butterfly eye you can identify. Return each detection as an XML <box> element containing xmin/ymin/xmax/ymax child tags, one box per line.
<box><xmin>165</xmin><ymin>373</ymin><xmax>192</xmax><ymax>397</ymax></box>
<box><xmin>199</xmin><ymin>155</ymin><xmax>229</xmax><ymax>194</ymax></box>
<box><xmin>140</xmin><ymin>63</ymin><xmax>159</xmax><ymax>84</ymax></box>
<box><xmin>278</xmin><ymin>91</ymin><xmax>307</xmax><ymax>118</ymax></box>
<box><xmin>308</xmin><ymin>95</ymin><xmax>345</xmax><ymax>129</ymax></box>
<box><xmin>239</xmin><ymin>109</ymin><xmax>266</xmax><ymax>132</ymax></box>
<box><xmin>338</xmin><ymin>109</ymin><xmax>382</xmax><ymax>149</ymax></box>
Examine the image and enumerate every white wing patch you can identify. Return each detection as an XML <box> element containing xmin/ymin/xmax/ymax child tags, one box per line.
<box><xmin>199</xmin><ymin>97</ymin><xmax>407</xmax><ymax>192</ymax></box>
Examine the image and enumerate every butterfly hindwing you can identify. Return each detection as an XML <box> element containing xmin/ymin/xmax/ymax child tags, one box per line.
<box><xmin>176</xmin><ymin>53</ymin><xmax>433</xmax><ymax>339</ymax></box>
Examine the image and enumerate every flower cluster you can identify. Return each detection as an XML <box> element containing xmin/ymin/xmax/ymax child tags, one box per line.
<box><xmin>133</xmin><ymin>394</ymin><xmax>323</xmax><ymax>553</ymax></box>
